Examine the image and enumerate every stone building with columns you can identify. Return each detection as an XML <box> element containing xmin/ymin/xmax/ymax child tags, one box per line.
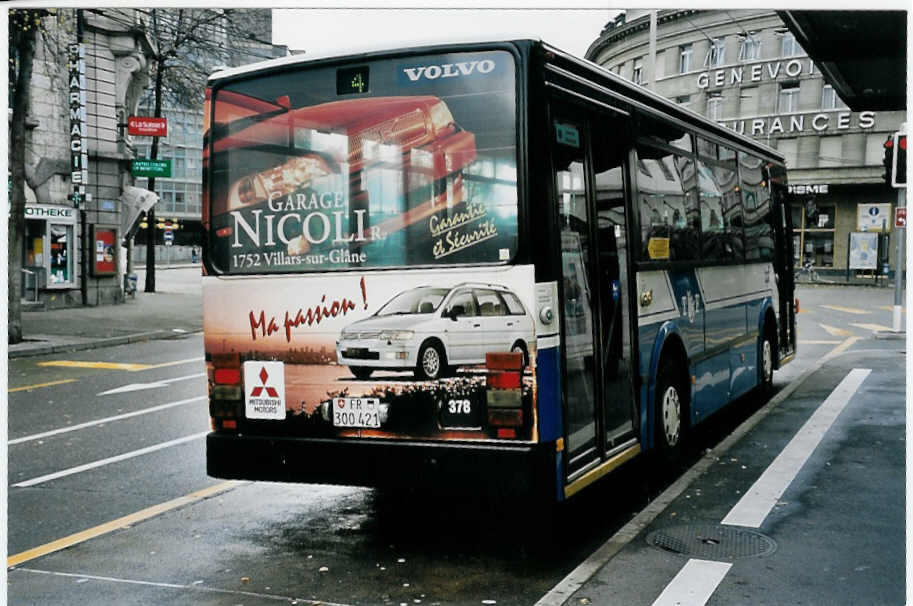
<box><xmin>586</xmin><ymin>9</ymin><xmax>906</xmax><ymax>278</ymax></box>
<box><xmin>19</xmin><ymin>9</ymin><xmax>154</xmax><ymax>308</ymax></box>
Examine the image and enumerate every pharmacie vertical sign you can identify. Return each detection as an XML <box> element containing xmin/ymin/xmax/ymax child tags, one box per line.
<box><xmin>69</xmin><ymin>42</ymin><xmax>87</xmax><ymax>206</ymax></box>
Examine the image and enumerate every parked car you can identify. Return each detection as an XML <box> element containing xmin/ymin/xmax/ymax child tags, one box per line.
<box><xmin>336</xmin><ymin>283</ymin><xmax>534</xmax><ymax>380</ymax></box>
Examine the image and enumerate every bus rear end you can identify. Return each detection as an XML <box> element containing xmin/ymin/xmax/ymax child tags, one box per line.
<box><xmin>202</xmin><ymin>45</ymin><xmax>553</xmax><ymax>499</ymax></box>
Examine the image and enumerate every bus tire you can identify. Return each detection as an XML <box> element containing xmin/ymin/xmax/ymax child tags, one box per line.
<box><xmin>760</xmin><ymin>322</ymin><xmax>776</xmax><ymax>396</ymax></box>
<box><xmin>655</xmin><ymin>358</ymin><xmax>687</xmax><ymax>460</ymax></box>
<box><xmin>350</xmin><ymin>366</ymin><xmax>373</xmax><ymax>380</ymax></box>
<box><xmin>416</xmin><ymin>340</ymin><xmax>447</xmax><ymax>380</ymax></box>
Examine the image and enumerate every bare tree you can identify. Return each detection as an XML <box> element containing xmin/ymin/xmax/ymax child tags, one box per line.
<box><xmin>8</xmin><ymin>9</ymin><xmax>50</xmax><ymax>344</ymax></box>
<box><xmin>125</xmin><ymin>8</ymin><xmax>281</xmax><ymax>292</ymax></box>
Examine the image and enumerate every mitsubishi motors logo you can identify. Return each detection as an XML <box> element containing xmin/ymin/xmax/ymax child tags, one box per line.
<box><xmin>243</xmin><ymin>361</ymin><xmax>285</xmax><ymax>420</ymax></box>
<box><xmin>250</xmin><ymin>366</ymin><xmax>279</xmax><ymax>398</ymax></box>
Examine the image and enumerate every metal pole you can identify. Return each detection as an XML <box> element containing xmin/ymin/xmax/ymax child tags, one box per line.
<box><xmin>893</xmin><ymin>187</ymin><xmax>905</xmax><ymax>332</ymax></box>
<box><xmin>647</xmin><ymin>11</ymin><xmax>657</xmax><ymax>91</ymax></box>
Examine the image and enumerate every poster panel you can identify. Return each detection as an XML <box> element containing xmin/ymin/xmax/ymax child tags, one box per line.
<box><xmin>92</xmin><ymin>226</ymin><xmax>117</xmax><ymax>276</ymax></box>
<box><xmin>848</xmin><ymin>232</ymin><xmax>878</xmax><ymax>269</ymax></box>
<box><xmin>204</xmin><ymin>265</ymin><xmax>537</xmax><ymax>441</ymax></box>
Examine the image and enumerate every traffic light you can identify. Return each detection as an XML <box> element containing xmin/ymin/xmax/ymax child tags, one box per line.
<box><xmin>883</xmin><ymin>135</ymin><xmax>894</xmax><ymax>186</ymax></box>
<box><xmin>894</xmin><ymin>135</ymin><xmax>906</xmax><ymax>187</ymax></box>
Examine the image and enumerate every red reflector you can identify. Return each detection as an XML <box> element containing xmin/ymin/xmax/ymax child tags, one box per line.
<box><xmin>221</xmin><ymin>419</ymin><xmax>237</xmax><ymax>430</ymax></box>
<box><xmin>795</xmin><ymin>297</ymin><xmax>800</xmax><ymax>314</ymax></box>
<box><xmin>216</xmin><ymin>226</ymin><xmax>232</xmax><ymax>238</ymax></box>
<box><xmin>214</xmin><ymin>368</ymin><xmax>241</xmax><ymax>384</ymax></box>
<box><xmin>487</xmin><ymin>370</ymin><xmax>522</xmax><ymax>390</ymax></box>
<box><xmin>486</xmin><ymin>351</ymin><xmax>524</xmax><ymax>371</ymax></box>
<box><xmin>496</xmin><ymin>428</ymin><xmax>517</xmax><ymax>439</ymax></box>
<box><xmin>489</xmin><ymin>408</ymin><xmax>523</xmax><ymax>427</ymax></box>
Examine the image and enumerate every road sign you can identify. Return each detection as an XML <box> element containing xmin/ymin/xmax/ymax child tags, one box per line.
<box><xmin>896</xmin><ymin>207</ymin><xmax>907</xmax><ymax>228</ymax></box>
<box><xmin>164</xmin><ymin>229</ymin><xmax>174</xmax><ymax>246</ymax></box>
<box><xmin>131</xmin><ymin>159</ymin><xmax>171</xmax><ymax>178</ymax></box>
<box><xmin>128</xmin><ymin>116</ymin><xmax>167</xmax><ymax>137</ymax></box>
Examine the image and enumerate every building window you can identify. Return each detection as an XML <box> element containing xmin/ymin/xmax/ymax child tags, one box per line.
<box><xmin>739</xmin><ymin>86</ymin><xmax>759</xmax><ymax>117</ymax></box>
<box><xmin>778</xmin><ymin>83</ymin><xmax>800</xmax><ymax>113</ymax></box>
<box><xmin>781</xmin><ymin>31</ymin><xmax>802</xmax><ymax>57</ymax></box>
<box><xmin>793</xmin><ymin>202</ymin><xmax>836</xmax><ymax>267</ymax></box>
<box><xmin>704</xmin><ymin>37</ymin><xmax>726</xmax><ymax>68</ymax></box>
<box><xmin>632</xmin><ymin>57</ymin><xmax>644</xmax><ymax>84</ymax></box>
<box><xmin>706</xmin><ymin>92</ymin><xmax>724</xmax><ymax>120</ymax></box>
<box><xmin>676</xmin><ymin>95</ymin><xmax>691</xmax><ymax>107</ymax></box>
<box><xmin>738</xmin><ymin>34</ymin><xmax>762</xmax><ymax>61</ymax></box>
<box><xmin>821</xmin><ymin>84</ymin><xmax>848</xmax><ymax>110</ymax></box>
<box><xmin>680</xmin><ymin>43</ymin><xmax>693</xmax><ymax>73</ymax></box>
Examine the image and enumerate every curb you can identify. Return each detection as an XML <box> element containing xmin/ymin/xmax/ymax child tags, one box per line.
<box><xmin>8</xmin><ymin>330</ymin><xmax>181</xmax><ymax>359</ymax></box>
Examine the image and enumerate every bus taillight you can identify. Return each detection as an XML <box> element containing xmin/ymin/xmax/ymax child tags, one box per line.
<box><xmin>210</xmin><ymin>353</ymin><xmax>242</xmax><ymax>431</ymax></box>
<box><xmin>486</xmin><ymin>352</ymin><xmax>524</xmax><ymax>436</ymax></box>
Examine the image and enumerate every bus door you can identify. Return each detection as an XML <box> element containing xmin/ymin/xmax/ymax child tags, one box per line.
<box><xmin>551</xmin><ymin>104</ymin><xmax>636</xmax><ymax>478</ymax></box>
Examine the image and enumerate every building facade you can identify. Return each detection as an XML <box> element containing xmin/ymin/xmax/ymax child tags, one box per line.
<box><xmin>18</xmin><ymin>9</ymin><xmax>155</xmax><ymax>309</ymax></box>
<box><xmin>132</xmin><ymin>9</ymin><xmax>287</xmax><ymax>258</ymax></box>
<box><xmin>586</xmin><ymin>9</ymin><xmax>906</xmax><ymax>277</ymax></box>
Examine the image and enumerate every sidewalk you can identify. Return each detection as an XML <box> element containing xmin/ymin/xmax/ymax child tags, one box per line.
<box><xmin>8</xmin><ymin>266</ymin><xmax>203</xmax><ymax>359</ymax></box>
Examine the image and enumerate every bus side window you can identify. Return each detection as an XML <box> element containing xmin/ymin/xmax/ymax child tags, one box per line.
<box><xmin>635</xmin><ymin>145</ymin><xmax>699</xmax><ymax>262</ymax></box>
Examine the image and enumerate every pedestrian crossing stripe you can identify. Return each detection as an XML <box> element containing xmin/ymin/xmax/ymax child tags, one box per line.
<box><xmin>37</xmin><ymin>361</ymin><xmax>153</xmax><ymax>371</ymax></box>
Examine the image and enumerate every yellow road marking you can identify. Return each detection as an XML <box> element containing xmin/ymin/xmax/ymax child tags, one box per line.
<box><xmin>877</xmin><ymin>305</ymin><xmax>906</xmax><ymax>313</ymax></box>
<box><xmin>819</xmin><ymin>323</ymin><xmax>854</xmax><ymax>338</ymax></box>
<box><xmin>7</xmin><ymin>481</ymin><xmax>240</xmax><ymax>568</ymax></box>
<box><xmin>820</xmin><ymin>304</ymin><xmax>870</xmax><ymax>315</ymax></box>
<box><xmin>9</xmin><ymin>379</ymin><xmax>77</xmax><ymax>393</ymax></box>
<box><xmin>851</xmin><ymin>323</ymin><xmax>895</xmax><ymax>332</ymax></box>
<box><xmin>142</xmin><ymin>356</ymin><xmax>205</xmax><ymax>370</ymax></box>
<box><xmin>37</xmin><ymin>361</ymin><xmax>152</xmax><ymax>371</ymax></box>
<box><xmin>798</xmin><ymin>340</ymin><xmax>842</xmax><ymax>345</ymax></box>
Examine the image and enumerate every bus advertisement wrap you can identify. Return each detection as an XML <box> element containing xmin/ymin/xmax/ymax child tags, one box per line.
<box><xmin>203</xmin><ymin>265</ymin><xmax>537</xmax><ymax>441</ymax></box>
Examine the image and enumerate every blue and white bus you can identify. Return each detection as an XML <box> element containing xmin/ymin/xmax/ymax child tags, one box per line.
<box><xmin>202</xmin><ymin>39</ymin><xmax>796</xmax><ymax>506</ymax></box>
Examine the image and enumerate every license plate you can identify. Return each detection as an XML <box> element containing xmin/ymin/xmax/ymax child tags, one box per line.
<box><xmin>332</xmin><ymin>397</ymin><xmax>381</xmax><ymax>428</ymax></box>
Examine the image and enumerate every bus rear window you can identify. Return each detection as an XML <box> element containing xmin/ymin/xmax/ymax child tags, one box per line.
<box><xmin>207</xmin><ymin>50</ymin><xmax>518</xmax><ymax>274</ymax></box>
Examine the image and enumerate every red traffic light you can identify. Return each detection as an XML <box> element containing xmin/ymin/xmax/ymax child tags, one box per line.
<box><xmin>899</xmin><ymin>135</ymin><xmax>907</xmax><ymax>151</ymax></box>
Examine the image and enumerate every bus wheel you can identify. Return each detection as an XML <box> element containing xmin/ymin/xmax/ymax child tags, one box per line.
<box><xmin>655</xmin><ymin>360</ymin><xmax>686</xmax><ymax>459</ymax></box>
<box><xmin>350</xmin><ymin>366</ymin><xmax>373</xmax><ymax>380</ymax></box>
<box><xmin>416</xmin><ymin>341</ymin><xmax>446</xmax><ymax>380</ymax></box>
<box><xmin>760</xmin><ymin>328</ymin><xmax>775</xmax><ymax>395</ymax></box>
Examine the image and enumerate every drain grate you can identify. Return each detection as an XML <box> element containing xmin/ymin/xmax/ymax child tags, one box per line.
<box><xmin>646</xmin><ymin>524</ymin><xmax>777</xmax><ymax>561</ymax></box>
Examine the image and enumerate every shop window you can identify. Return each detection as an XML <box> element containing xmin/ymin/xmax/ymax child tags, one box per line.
<box><xmin>792</xmin><ymin>202</ymin><xmax>836</xmax><ymax>267</ymax></box>
<box><xmin>49</xmin><ymin>224</ymin><xmax>74</xmax><ymax>284</ymax></box>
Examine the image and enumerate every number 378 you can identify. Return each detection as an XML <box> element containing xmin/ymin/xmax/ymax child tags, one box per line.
<box><xmin>448</xmin><ymin>399</ymin><xmax>471</xmax><ymax>414</ymax></box>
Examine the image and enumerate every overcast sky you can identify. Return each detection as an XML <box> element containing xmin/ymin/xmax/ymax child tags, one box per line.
<box><xmin>272</xmin><ymin>6</ymin><xmax>618</xmax><ymax>61</ymax></box>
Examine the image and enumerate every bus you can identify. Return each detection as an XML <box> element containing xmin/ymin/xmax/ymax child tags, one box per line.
<box><xmin>201</xmin><ymin>39</ymin><xmax>796</xmax><ymax>505</ymax></box>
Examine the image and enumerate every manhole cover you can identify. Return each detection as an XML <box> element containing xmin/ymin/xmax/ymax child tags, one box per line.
<box><xmin>646</xmin><ymin>524</ymin><xmax>777</xmax><ymax>561</ymax></box>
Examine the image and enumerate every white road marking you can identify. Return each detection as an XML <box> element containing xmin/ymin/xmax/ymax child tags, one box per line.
<box><xmin>12</xmin><ymin>432</ymin><xmax>208</xmax><ymax>488</ymax></box>
<box><xmin>722</xmin><ymin>368</ymin><xmax>870</xmax><ymax>527</ymax></box>
<box><xmin>14</xmin><ymin>568</ymin><xmax>355</xmax><ymax>606</ymax></box>
<box><xmin>537</xmin><ymin>340</ymin><xmax>865</xmax><ymax>606</ymax></box>
<box><xmin>97</xmin><ymin>372</ymin><xmax>205</xmax><ymax>396</ymax></box>
<box><xmin>650</xmin><ymin>559</ymin><xmax>732</xmax><ymax>606</ymax></box>
<box><xmin>9</xmin><ymin>396</ymin><xmax>206</xmax><ymax>445</ymax></box>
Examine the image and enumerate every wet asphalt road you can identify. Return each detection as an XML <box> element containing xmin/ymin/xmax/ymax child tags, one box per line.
<box><xmin>6</xmin><ymin>279</ymin><xmax>904</xmax><ymax>604</ymax></box>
